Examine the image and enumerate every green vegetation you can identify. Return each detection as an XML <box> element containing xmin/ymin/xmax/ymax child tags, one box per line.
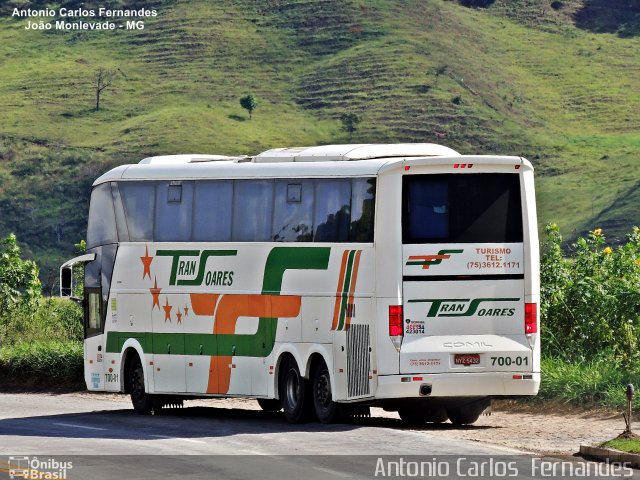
<box><xmin>538</xmin><ymin>357</ymin><xmax>640</xmax><ymax>409</ymax></box>
<box><xmin>239</xmin><ymin>94</ymin><xmax>258</xmax><ymax>120</ymax></box>
<box><xmin>538</xmin><ymin>225</ymin><xmax>640</xmax><ymax>410</ymax></box>
<box><xmin>0</xmin><ymin>234</ymin><xmax>83</xmax><ymax>387</ymax></box>
<box><xmin>541</xmin><ymin>225</ymin><xmax>640</xmax><ymax>364</ymax></box>
<box><xmin>0</xmin><ymin>340</ymin><xmax>83</xmax><ymax>386</ymax></box>
<box><xmin>0</xmin><ymin>295</ymin><xmax>83</xmax><ymax>387</ymax></box>
<box><xmin>340</xmin><ymin>112</ymin><xmax>361</xmax><ymax>137</ymax></box>
<box><xmin>601</xmin><ymin>438</ymin><xmax>640</xmax><ymax>454</ymax></box>
<box><xmin>0</xmin><ymin>233</ymin><xmax>41</xmax><ymax>312</ymax></box>
<box><xmin>0</xmin><ymin>1</ymin><xmax>639</xmax><ymax>286</ymax></box>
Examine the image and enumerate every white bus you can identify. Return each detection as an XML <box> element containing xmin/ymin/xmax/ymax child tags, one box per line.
<box><xmin>61</xmin><ymin>143</ymin><xmax>540</xmax><ymax>425</ymax></box>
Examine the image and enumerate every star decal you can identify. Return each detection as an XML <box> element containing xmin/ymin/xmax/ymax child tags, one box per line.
<box><xmin>150</xmin><ymin>277</ymin><xmax>161</xmax><ymax>310</ymax></box>
<box><xmin>176</xmin><ymin>310</ymin><xmax>183</xmax><ymax>324</ymax></box>
<box><xmin>184</xmin><ymin>306</ymin><xmax>189</xmax><ymax>317</ymax></box>
<box><xmin>163</xmin><ymin>298</ymin><xmax>172</xmax><ymax>323</ymax></box>
<box><xmin>141</xmin><ymin>245</ymin><xmax>153</xmax><ymax>280</ymax></box>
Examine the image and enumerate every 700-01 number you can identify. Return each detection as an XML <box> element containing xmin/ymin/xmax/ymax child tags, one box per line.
<box><xmin>491</xmin><ymin>356</ymin><xmax>528</xmax><ymax>367</ymax></box>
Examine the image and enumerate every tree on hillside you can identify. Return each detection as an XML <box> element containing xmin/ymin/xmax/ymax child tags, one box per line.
<box><xmin>0</xmin><ymin>233</ymin><xmax>41</xmax><ymax>313</ymax></box>
<box><xmin>340</xmin><ymin>112</ymin><xmax>361</xmax><ymax>137</ymax></box>
<box><xmin>94</xmin><ymin>68</ymin><xmax>116</xmax><ymax>111</ymax></box>
<box><xmin>240</xmin><ymin>94</ymin><xmax>257</xmax><ymax>119</ymax></box>
<box><xmin>433</xmin><ymin>64</ymin><xmax>448</xmax><ymax>87</ymax></box>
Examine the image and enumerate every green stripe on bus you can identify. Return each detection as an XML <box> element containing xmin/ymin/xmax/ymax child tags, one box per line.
<box><xmin>260</xmin><ymin>246</ymin><xmax>330</xmax><ymax>294</ymax></box>
<box><xmin>259</xmin><ymin>246</ymin><xmax>329</xmax><ymax>355</ymax></box>
<box><xmin>106</xmin><ymin>328</ymin><xmax>279</xmax><ymax>357</ymax></box>
<box><xmin>106</xmin><ymin>331</ymin><xmax>276</xmax><ymax>357</ymax></box>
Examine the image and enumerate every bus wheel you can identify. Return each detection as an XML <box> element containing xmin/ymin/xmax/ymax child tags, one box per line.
<box><xmin>129</xmin><ymin>355</ymin><xmax>153</xmax><ymax>415</ymax></box>
<box><xmin>279</xmin><ymin>357</ymin><xmax>310</xmax><ymax>423</ymax></box>
<box><xmin>257</xmin><ymin>398</ymin><xmax>282</xmax><ymax>412</ymax></box>
<box><xmin>312</xmin><ymin>359</ymin><xmax>340</xmax><ymax>424</ymax></box>
<box><xmin>398</xmin><ymin>408</ymin><xmax>447</xmax><ymax>426</ymax></box>
<box><xmin>446</xmin><ymin>399</ymin><xmax>490</xmax><ymax>425</ymax></box>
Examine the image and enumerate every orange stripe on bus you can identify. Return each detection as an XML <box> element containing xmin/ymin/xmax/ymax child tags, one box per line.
<box><xmin>190</xmin><ymin>293</ymin><xmax>220</xmax><ymax>316</ymax></box>
<box><xmin>345</xmin><ymin>250</ymin><xmax>362</xmax><ymax>330</ymax></box>
<box><xmin>213</xmin><ymin>294</ymin><xmax>300</xmax><ymax>334</ymax></box>
<box><xmin>207</xmin><ymin>355</ymin><xmax>232</xmax><ymax>394</ymax></box>
<box><xmin>205</xmin><ymin>294</ymin><xmax>301</xmax><ymax>394</ymax></box>
<box><xmin>331</xmin><ymin>250</ymin><xmax>350</xmax><ymax>330</ymax></box>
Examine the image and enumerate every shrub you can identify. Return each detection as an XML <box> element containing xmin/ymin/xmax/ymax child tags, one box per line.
<box><xmin>0</xmin><ymin>340</ymin><xmax>83</xmax><ymax>384</ymax></box>
<box><xmin>0</xmin><ymin>297</ymin><xmax>82</xmax><ymax>347</ymax></box>
<box><xmin>239</xmin><ymin>94</ymin><xmax>257</xmax><ymax>119</ymax></box>
<box><xmin>340</xmin><ymin>112</ymin><xmax>361</xmax><ymax>136</ymax></box>
<box><xmin>0</xmin><ymin>233</ymin><xmax>41</xmax><ymax>313</ymax></box>
<box><xmin>539</xmin><ymin>356</ymin><xmax>640</xmax><ymax>409</ymax></box>
<box><xmin>541</xmin><ymin>225</ymin><xmax>640</xmax><ymax>365</ymax></box>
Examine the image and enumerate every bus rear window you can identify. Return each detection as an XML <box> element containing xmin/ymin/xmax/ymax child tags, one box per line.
<box><xmin>402</xmin><ymin>174</ymin><xmax>523</xmax><ymax>244</ymax></box>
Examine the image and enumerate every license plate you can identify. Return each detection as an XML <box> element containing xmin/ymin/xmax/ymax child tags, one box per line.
<box><xmin>454</xmin><ymin>353</ymin><xmax>480</xmax><ymax>366</ymax></box>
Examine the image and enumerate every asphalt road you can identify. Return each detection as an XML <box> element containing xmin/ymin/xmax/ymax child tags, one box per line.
<box><xmin>0</xmin><ymin>393</ymin><xmax>636</xmax><ymax>479</ymax></box>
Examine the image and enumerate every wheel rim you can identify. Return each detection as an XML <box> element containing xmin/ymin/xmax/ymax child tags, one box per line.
<box><xmin>315</xmin><ymin>370</ymin><xmax>331</xmax><ymax>409</ymax></box>
<box><xmin>285</xmin><ymin>368</ymin><xmax>299</xmax><ymax>407</ymax></box>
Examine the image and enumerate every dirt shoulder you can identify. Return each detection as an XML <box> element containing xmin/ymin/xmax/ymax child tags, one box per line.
<box><xmin>412</xmin><ymin>401</ymin><xmax>625</xmax><ymax>457</ymax></box>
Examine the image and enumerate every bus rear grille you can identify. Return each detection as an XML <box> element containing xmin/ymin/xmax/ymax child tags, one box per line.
<box><xmin>347</xmin><ymin>324</ymin><xmax>370</xmax><ymax>398</ymax></box>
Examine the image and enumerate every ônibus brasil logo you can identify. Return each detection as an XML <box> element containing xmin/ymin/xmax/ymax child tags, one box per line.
<box><xmin>408</xmin><ymin>298</ymin><xmax>520</xmax><ymax>317</ymax></box>
<box><xmin>406</xmin><ymin>249</ymin><xmax>463</xmax><ymax>270</ymax></box>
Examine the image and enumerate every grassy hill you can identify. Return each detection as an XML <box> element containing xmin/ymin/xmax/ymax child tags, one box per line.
<box><xmin>0</xmin><ymin>0</ymin><xmax>639</xmax><ymax>286</ymax></box>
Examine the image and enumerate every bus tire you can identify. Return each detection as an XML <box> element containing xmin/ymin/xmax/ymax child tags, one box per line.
<box><xmin>129</xmin><ymin>355</ymin><xmax>153</xmax><ymax>415</ymax></box>
<box><xmin>257</xmin><ymin>398</ymin><xmax>282</xmax><ymax>412</ymax></box>
<box><xmin>279</xmin><ymin>357</ymin><xmax>311</xmax><ymax>423</ymax></box>
<box><xmin>446</xmin><ymin>399</ymin><xmax>489</xmax><ymax>425</ymax></box>
<box><xmin>312</xmin><ymin>359</ymin><xmax>341</xmax><ymax>424</ymax></box>
<box><xmin>398</xmin><ymin>407</ymin><xmax>448</xmax><ymax>426</ymax></box>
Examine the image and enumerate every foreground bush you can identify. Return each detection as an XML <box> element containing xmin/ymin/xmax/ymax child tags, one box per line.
<box><xmin>541</xmin><ymin>225</ymin><xmax>640</xmax><ymax>365</ymax></box>
<box><xmin>0</xmin><ymin>297</ymin><xmax>82</xmax><ymax>347</ymax></box>
<box><xmin>0</xmin><ymin>340</ymin><xmax>83</xmax><ymax>385</ymax></box>
<box><xmin>0</xmin><ymin>288</ymin><xmax>83</xmax><ymax>388</ymax></box>
<box><xmin>539</xmin><ymin>356</ymin><xmax>640</xmax><ymax>409</ymax></box>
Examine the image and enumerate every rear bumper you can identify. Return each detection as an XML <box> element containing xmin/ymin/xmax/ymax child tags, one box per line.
<box><xmin>375</xmin><ymin>371</ymin><xmax>540</xmax><ymax>399</ymax></box>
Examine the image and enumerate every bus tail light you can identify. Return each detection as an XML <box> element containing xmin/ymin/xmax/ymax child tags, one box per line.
<box><xmin>525</xmin><ymin>303</ymin><xmax>537</xmax><ymax>334</ymax></box>
<box><xmin>389</xmin><ymin>305</ymin><xmax>403</xmax><ymax>351</ymax></box>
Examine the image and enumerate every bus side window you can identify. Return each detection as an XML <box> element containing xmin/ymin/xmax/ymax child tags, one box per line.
<box><xmin>313</xmin><ymin>180</ymin><xmax>351</xmax><ymax>242</ymax></box>
<box><xmin>272</xmin><ymin>181</ymin><xmax>314</xmax><ymax>242</ymax></box>
<box><xmin>120</xmin><ymin>182</ymin><xmax>155</xmax><ymax>242</ymax></box>
<box><xmin>350</xmin><ymin>178</ymin><xmax>375</xmax><ymax>242</ymax></box>
<box><xmin>232</xmin><ymin>180</ymin><xmax>274</xmax><ymax>242</ymax></box>
<box><xmin>111</xmin><ymin>183</ymin><xmax>130</xmax><ymax>242</ymax></box>
<box><xmin>155</xmin><ymin>181</ymin><xmax>194</xmax><ymax>241</ymax></box>
<box><xmin>193</xmin><ymin>181</ymin><xmax>233</xmax><ymax>241</ymax></box>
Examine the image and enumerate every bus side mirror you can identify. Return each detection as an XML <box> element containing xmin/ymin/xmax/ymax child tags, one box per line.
<box><xmin>60</xmin><ymin>252</ymin><xmax>94</xmax><ymax>304</ymax></box>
